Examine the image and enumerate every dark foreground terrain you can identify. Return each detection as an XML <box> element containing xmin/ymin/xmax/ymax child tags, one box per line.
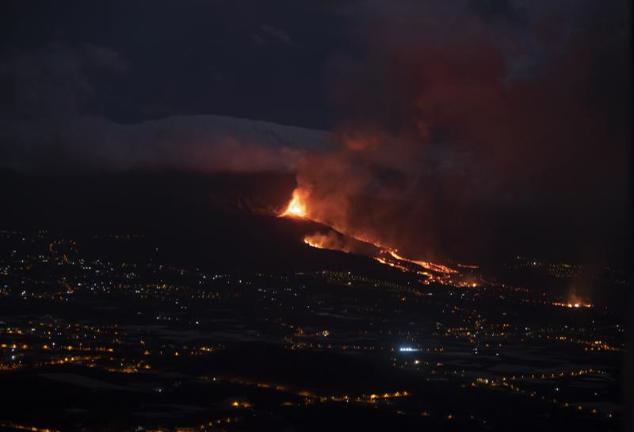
<box><xmin>0</xmin><ymin>172</ymin><xmax>629</xmax><ymax>431</ymax></box>
<box><xmin>0</xmin><ymin>229</ymin><xmax>628</xmax><ymax>432</ymax></box>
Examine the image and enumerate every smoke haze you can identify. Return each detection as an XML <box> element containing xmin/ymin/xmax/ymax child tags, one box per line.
<box><xmin>294</xmin><ymin>0</ymin><xmax>630</xmax><ymax>262</ymax></box>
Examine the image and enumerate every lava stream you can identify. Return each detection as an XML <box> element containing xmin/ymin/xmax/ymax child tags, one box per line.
<box><xmin>279</xmin><ymin>188</ymin><xmax>458</xmax><ymax>280</ymax></box>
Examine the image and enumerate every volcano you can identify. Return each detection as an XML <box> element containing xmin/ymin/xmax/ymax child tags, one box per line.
<box><xmin>0</xmin><ymin>169</ymin><xmax>398</xmax><ymax>275</ymax></box>
<box><xmin>0</xmin><ymin>169</ymin><xmax>466</xmax><ymax>285</ymax></box>
<box><xmin>275</xmin><ymin>188</ymin><xmax>462</xmax><ymax>285</ymax></box>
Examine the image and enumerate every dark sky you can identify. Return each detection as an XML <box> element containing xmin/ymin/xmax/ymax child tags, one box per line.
<box><xmin>1</xmin><ymin>0</ymin><xmax>350</xmax><ymax>128</ymax></box>
<box><xmin>1</xmin><ymin>1</ymin><xmax>629</xmax><ymax>129</ymax></box>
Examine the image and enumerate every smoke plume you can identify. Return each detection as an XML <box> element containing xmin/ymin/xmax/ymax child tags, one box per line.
<box><xmin>294</xmin><ymin>0</ymin><xmax>629</xmax><ymax>261</ymax></box>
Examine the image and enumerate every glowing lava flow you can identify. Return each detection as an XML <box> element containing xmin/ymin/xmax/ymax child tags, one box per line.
<box><xmin>553</xmin><ymin>293</ymin><xmax>592</xmax><ymax>309</ymax></box>
<box><xmin>303</xmin><ymin>232</ymin><xmax>355</xmax><ymax>253</ymax></box>
<box><xmin>304</xmin><ymin>233</ymin><xmax>328</xmax><ymax>249</ymax></box>
<box><xmin>279</xmin><ymin>188</ymin><xmax>460</xmax><ymax>283</ymax></box>
<box><xmin>387</xmin><ymin>250</ymin><xmax>458</xmax><ymax>275</ymax></box>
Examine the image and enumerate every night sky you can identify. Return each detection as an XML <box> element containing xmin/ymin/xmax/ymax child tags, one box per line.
<box><xmin>1</xmin><ymin>0</ymin><xmax>347</xmax><ymax>127</ymax></box>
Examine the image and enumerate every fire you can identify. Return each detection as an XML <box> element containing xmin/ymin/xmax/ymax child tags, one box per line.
<box><xmin>553</xmin><ymin>301</ymin><xmax>592</xmax><ymax>309</ymax></box>
<box><xmin>304</xmin><ymin>232</ymin><xmax>352</xmax><ymax>253</ymax></box>
<box><xmin>280</xmin><ymin>189</ymin><xmax>461</xmax><ymax>284</ymax></box>
<box><xmin>304</xmin><ymin>234</ymin><xmax>327</xmax><ymax>249</ymax></box>
<box><xmin>387</xmin><ymin>250</ymin><xmax>457</xmax><ymax>275</ymax></box>
<box><xmin>553</xmin><ymin>293</ymin><xmax>592</xmax><ymax>309</ymax></box>
<box><xmin>280</xmin><ymin>188</ymin><xmax>308</xmax><ymax>219</ymax></box>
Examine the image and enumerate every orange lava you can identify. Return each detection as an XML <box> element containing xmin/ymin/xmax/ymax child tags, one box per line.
<box><xmin>280</xmin><ymin>188</ymin><xmax>308</xmax><ymax>219</ymax></box>
<box><xmin>387</xmin><ymin>250</ymin><xmax>457</xmax><ymax>275</ymax></box>
<box><xmin>553</xmin><ymin>301</ymin><xmax>592</xmax><ymax>309</ymax></box>
<box><xmin>303</xmin><ymin>232</ymin><xmax>353</xmax><ymax>253</ymax></box>
<box><xmin>281</xmin><ymin>188</ymin><xmax>461</xmax><ymax>282</ymax></box>
<box><xmin>303</xmin><ymin>233</ymin><xmax>328</xmax><ymax>249</ymax></box>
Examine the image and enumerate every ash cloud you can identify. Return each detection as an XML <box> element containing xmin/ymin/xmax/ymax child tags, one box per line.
<box><xmin>298</xmin><ymin>0</ymin><xmax>630</xmax><ymax>261</ymax></box>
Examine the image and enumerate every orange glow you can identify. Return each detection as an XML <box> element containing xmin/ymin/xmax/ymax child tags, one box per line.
<box><xmin>553</xmin><ymin>301</ymin><xmax>592</xmax><ymax>309</ymax></box>
<box><xmin>281</xmin><ymin>188</ymin><xmax>462</xmax><ymax>283</ymax></box>
<box><xmin>372</xmin><ymin>256</ymin><xmax>409</xmax><ymax>272</ymax></box>
<box><xmin>304</xmin><ymin>234</ymin><xmax>327</xmax><ymax>249</ymax></box>
<box><xmin>303</xmin><ymin>232</ymin><xmax>351</xmax><ymax>253</ymax></box>
<box><xmin>387</xmin><ymin>250</ymin><xmax>457</xmax><ymax>274</ymax></box>
<box><xmin>553</xmin><ymin>293</ymin><xmax>592</xmax><ymax>309</ymax></box>
<box><xmin>280</xmin><ymin>188</ymin><xmax>308</xmax><ymax>219</ymax></box>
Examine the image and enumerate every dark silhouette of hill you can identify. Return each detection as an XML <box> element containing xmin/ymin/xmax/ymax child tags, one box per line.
<box><xmin>0</xmin><ymin>169</ymin><xmax>392</xmax><ymax>274</ymax></box>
